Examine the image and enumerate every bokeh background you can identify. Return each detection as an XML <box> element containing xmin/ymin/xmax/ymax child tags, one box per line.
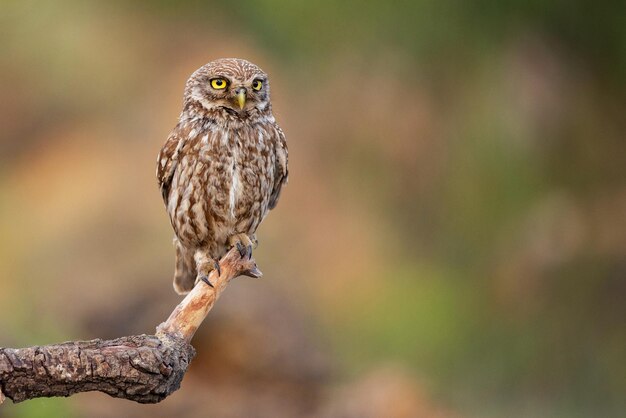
<box><xmin>1</xmin><ymin>1</ymin><xmax>625</xmax><ymax>417</ymax></box>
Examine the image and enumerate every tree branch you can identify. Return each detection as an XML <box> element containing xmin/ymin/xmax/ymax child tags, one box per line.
<box><xmin>0</xmin><ymin>247</ymin><xmax>261</xmax><ymax>404</ymax></box>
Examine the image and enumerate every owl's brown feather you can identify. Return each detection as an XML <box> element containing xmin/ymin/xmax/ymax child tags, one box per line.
<box><xmin>269</xmin><ymin>126</ymin><xmax>289</xmax><ymax>210</ymax></box>
<box><xmin>157</xmin><ymin>124</ymin><xmax>189</xmax><ymax>204</ymax></box>
<box><xmin>157</xmin><ymin>58</ymin><xmax>288</xmax><ymax>294</ymax></box>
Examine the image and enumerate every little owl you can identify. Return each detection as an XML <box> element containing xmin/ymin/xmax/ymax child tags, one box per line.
<box><xmin>157</xmin><ymin>58</ymin><xmax>288</xmax><ymax>294</ymax></box>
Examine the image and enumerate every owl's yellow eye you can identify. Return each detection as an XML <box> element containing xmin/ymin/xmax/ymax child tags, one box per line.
<box><xmin>252</xmin><ymin>80</ymin><xmax>263</xmax><ymax>91</ymax></box>
<box><xmin>210</xmin><ymin>78</ymin><xmax>227</xmax><ymax>89</ymax></box>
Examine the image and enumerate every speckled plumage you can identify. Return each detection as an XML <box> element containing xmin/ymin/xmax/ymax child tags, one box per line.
<box><xmin>157</xmin><ymin>58</ymin><xmax>288</xmax><ymax>294</ymax></box>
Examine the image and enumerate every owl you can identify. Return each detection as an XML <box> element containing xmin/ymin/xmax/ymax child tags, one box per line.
<box><xmin>157</xmin><ymin>58</ymin><xmax>288</xmax><ymax>294</ymax></box>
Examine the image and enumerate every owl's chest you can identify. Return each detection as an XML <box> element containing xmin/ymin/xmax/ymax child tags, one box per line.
<box><xmin>187</xmin><ymin>127</ymin><xmax>274</xmax><ymax>211</ymax></box>
<box><xmin>166</xmin><ymin>123</ymin><xmax>276</xmax><ymax>245</ymax></box>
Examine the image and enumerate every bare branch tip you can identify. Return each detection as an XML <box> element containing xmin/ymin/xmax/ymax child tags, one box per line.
<box><xmin>242</xmin><ymin>264</ymin><xmax>263</xmax><ymax>278</ymax></box>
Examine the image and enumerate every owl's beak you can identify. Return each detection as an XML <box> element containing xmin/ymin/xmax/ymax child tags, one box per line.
<box><xmin>235</xmin><ymin>88</ymin><xmax>246</xmax><ymax>110</ymax></box>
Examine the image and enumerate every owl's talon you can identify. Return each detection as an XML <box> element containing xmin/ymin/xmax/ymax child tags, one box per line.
<box><xmin>200</xmin><ymin>276</ymin><xmax>214</xmax><ymax>288</ymax></box>
<box><xmin>236</xmin><ymin>241</ymin><xmax>246</xmax><ymax>258</ymax></box>
<box><xmin>229</xmin><ymin>233</ymin><xmax>255</xmax><ymax>259</ymax></box>
<box><xmin>194</xmin><ymin>252</ymin><xmax>219</xmax><ymax>290</ymax></box>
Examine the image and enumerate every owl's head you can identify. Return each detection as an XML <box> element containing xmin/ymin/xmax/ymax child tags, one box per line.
<box><xmin>183</xmin><ymin>58</ymin><xmax>271</xmax><ymax>118</ymax></box>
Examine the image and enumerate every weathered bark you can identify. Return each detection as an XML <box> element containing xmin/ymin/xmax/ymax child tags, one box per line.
<box><xmin>0</xmin><ymin>334</ymin><xmax>193</xmax><ymax>404</ymax></box>
<box><xmin>0</xmin><ymin>247</ymin><xmax>261</xmax><ymax>404</ymax></box>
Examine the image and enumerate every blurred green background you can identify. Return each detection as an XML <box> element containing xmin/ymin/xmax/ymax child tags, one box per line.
<box><xmin>1</xmin><ymin>1</ymin><xmax>625</xmax><ymax>417</ymax></box>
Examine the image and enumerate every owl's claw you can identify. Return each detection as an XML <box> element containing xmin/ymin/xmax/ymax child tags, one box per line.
<box><xmin>200</xmin><ymin>275</ymin><xmax>214</xmax><ymax>288</ymax></box>
<box><xmin>235</xmin><ymin>242</ymin><xmax>253</xmax><ymax>259</ymax></box>
<box><xmin>235</xmin><ymin>242</ymin><xmax>254</xmax><ymax>259</ymax></box>
<box><xmin>199</xmin><ymin>263</ymin><xmax>219</xmax><ymax>288</ymax></box>
<box><xmin>194</xmin><ymin>252</ymin><xmax>220</xmax><ymax>289</ymax></box>
<box><xmin>236</xmin><ymin>241</ymin><xmax>246</xmax><ymax>257</ymax></box>
<box><xmin>229</xmin><ymin>233</ymin><xmax>255</xmax><ymax>260</ymax></box>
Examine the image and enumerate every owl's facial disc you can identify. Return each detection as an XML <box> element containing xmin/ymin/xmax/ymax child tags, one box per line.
<box><xmin>184</xmin><ymin>59</ymin><xmax>271</xmax><ymax>118</ymax></box>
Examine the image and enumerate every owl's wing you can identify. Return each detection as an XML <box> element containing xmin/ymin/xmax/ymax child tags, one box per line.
<box><xmin>156</xmin><ymin>127</ymin><xmax>185</xmax><ymax>204</ymax></box>
<box><xmin>269</xmin><ymin>125</ymin><xmax>289</xmax><ymax>210</ymax></box>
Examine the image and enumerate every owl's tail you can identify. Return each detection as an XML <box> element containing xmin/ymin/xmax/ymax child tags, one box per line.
<box><xmin>172</xmin><ymin>237</ymin><xmax>197</xmax><ymax>295</ymax></box>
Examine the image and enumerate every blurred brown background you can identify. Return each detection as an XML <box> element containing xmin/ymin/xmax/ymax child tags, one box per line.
<box><xmin>1</xmin><ymin>1</ymin><xmax>625</xmax><ymax>417</ymax></box>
